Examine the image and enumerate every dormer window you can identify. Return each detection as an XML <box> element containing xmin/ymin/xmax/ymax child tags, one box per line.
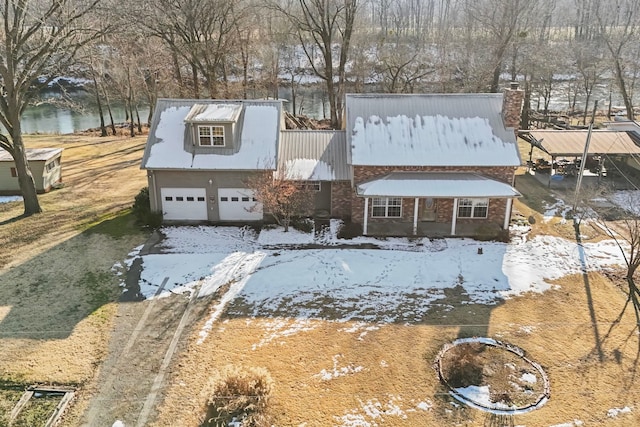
<box><xmin>198</xmin><ymin>125</ymin><xmax>225</xmax><ymax>146</ymax></box>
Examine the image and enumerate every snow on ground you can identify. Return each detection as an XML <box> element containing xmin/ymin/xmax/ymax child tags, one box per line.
<box><xmin>543</xmin><ymin>197</ymin><xmax>572</xmax><ymax>223</ymax></box>
<box><xmin>610</xmin><ymin>190</ymin><xmax>640</xmax><ymax>215</ymax></box>
<box><xmin>0</xmin><ymin>195</ymin><xmax>22</xmax><ymax>204</ymax></box>
<box><xmin>121</xmin><ymin>222</ymin><xmax>627</xmax><ymax>310</ymax></box>
<box><xmin>607</xmin><ymin>406</ymin><xmax>632</xmax><ymax>418</ymax></box>
<box><xmin>549</xmin><ymin>421</ymin><xmax>584</xmax><ymax>427</ymax></box>
<box><xmin>315</xmin><ymin>354</ymin><xmax>364</xmax><ymax>381</ymax></box>
<box><xmin>335</xmin><ymin>396</ymin><xmax>432</xmax><ymax>427</ymax></box>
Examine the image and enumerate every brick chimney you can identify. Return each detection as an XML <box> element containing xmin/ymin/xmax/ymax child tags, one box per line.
<box><xmin>502</xmin><ymin>81</ymin><xmax>524</xmax><ymax>133</ymax></box>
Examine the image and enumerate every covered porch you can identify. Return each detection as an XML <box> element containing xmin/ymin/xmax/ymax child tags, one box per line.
<box><xmin>357</xmin><ymin>172</ymin><xmax>521</xmax><ymax>237</ymax></box>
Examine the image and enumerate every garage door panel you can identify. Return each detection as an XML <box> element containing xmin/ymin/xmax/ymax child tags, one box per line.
<box><xmin>218</xmin><ymin>188</ymin><xmax>263</xmax><ymax>221</ymax></box>
<box><xmin>161</xmin><ymin>188</ymin><xmax>207</xmax><ymax>221</ymax></box>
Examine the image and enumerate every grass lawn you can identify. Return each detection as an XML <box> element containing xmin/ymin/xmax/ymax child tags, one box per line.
<box><xmin>0</xmin><ymin>133</ymin><xmax>149</xmax><ymax>425</ymax></box>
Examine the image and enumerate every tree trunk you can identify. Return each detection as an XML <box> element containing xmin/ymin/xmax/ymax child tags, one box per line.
<box><xmin>92</xmin><ymin>73</ymin><xmax>107</xmax><ymax>137</ymax></box>
<box><xmin>171</xmin><ymin>47</ymin><xmax>185</xmax><ymax>98</ymax></box>
<box><xmin>135</xmin><ymin>105</ymin><xmax>142</xmax><ymax>133</ymax></box>
<box><xmin>613</xmin><ymin>58</ymin><xmax>635</xmax><ymax>120</ymax></box>
<box><xmin>12</xmin><ymin>131</ymin><xmax>41</xmax><ymax>215</ymax></box>
<box><xmin>191</xmin><ymin>62</ymin><xmax>200</xmax><ymax>99</ymax></box>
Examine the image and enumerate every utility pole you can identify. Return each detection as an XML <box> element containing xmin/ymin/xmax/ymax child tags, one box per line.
<box><xmin>573</xmin><ymin>100</ymin><xmax>598</xmax><ymax>216</ymax></box>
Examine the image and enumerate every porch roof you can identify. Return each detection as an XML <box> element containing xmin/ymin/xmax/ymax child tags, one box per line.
<box><xmin>356</xmin><ymin>172</ymin><xmax>521</xmax><ymax>198</ymax></box>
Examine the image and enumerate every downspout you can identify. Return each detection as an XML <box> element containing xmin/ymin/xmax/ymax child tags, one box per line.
<box><xmin>413</xmin><ymin>198</ymin><xmax>419</xmax><ymax>235</ymax></box>
<box><xmin>363</xmin><ymin>197</ymin><xmax>369</xmax><ymax>235</ymax></box>
<box><xmin>451</xmin><ymin>198</ymin><xmax>458</xmax><ymax>236</ymax></box>
<box><xmin>150</xmin><ymin>171</ymin><xmax>158</xmax><ymax>211</ymax></box>
<box><xmin>504</xmin><ymin>198</ymin><xmax>513</xmax><ymax>230</ymax></box>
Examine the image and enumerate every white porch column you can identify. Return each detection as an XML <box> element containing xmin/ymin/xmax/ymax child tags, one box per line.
<box><xmin>413</xmin><ymin>198</ymin><xmax>419</xmax><ymax>235</ymax></box>
<box><xmin>363</xmin><ymin>197</ymin><xmax>369</xmax><ymax>235</ymax></box>
<box><xmin>504</xmin><ymin>198</ymin><xmax>513</xmax><ymax>230</ymax></box>
<box><xmin>451</xmin><ymin>198</ymin><xmax>458</xmax><ymax>236</ymax></box>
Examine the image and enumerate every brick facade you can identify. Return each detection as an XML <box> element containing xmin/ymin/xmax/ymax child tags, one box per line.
<box><xmin>502</xmin><ymin>82</ymin><xmax>525</xmax><ymax>132</ymax></box>
<box><xmin>330</xmin><ymin>181</ymin><xmax>352</xmax><ymax>218</ymax></box>
<box><xmin>350</xmin><ymin>165</ymin><xmax>516</xmax><ymax>225</ymax></box>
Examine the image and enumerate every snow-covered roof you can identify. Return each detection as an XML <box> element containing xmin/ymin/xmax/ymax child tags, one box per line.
<box><xmin>184</xmin><ymin>103</ymin><xmax>242</xmax><ymax>122</ymax></box>
<box><xmin>141</xmin><ymin>99</ymin><xmax>282</xmax><ymax>170</ymax></box>
<box><xmin>0</xmin><ymin>147</ymin><xmax>62</xmax><ymax>162</ymax></box>
<box><xmin>346</xmin><ymin>94</ymin><xmax>520</xmax><ymax>167</ymax></box>
<box><xmin>278</xmin><ymin>130</ymin><xmax>349</xmax><ymax>181</ymax></box>
<box><xmin>356</xmin><ymin>172</ymin><xmax>521</xmax><ymax>198</ymax></box>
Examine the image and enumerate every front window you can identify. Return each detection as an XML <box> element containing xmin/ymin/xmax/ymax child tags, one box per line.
<box><xmin>198</xmin><ymin>125</ymin><xmax>225</xmax><ymax>146</ymax></box>
<box><xmin>371</xmin><ymin>197</ymin><xmax>402</xmax><ymax>218</ymax></box>
<box><xmin>458</xmin><ymin>198</ymin><xmax>489</xmax><ymax>218</ymax></box>
<box><xmin>298</xmin><ymin>181</ymin><xmax>321</xmax><ymax>192</ymax></box>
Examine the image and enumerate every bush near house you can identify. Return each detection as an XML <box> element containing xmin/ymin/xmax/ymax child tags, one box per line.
<box><xmin>132</xmin><ymin>187</ymin><xmax>162</xmax><ymax>228</ymax></box>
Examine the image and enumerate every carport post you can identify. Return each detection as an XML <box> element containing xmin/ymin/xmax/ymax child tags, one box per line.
<box><xmin>413</xmin><ymin>198</ymin><xmax>419</xmax><ymax>235</ymax></box>
<box><xmin>363</xmin><ymin>197</ymin><xmax>369</xmax><ymax>235</ymax></box>
<box><xmin>451</xmin><ymin>198</ymin><xmax>458</xmax><ymax>236</ymax></box>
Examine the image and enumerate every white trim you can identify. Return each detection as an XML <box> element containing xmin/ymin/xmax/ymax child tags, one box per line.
<box><xmin>371</xmin><ymin>197</ymin><xmax>402</xmax><ymax>218</ymax></box>
<box><xmin>198</xmin><ymin>125</ymin><xmax>225</xmax><ymax>146</ymax></box>
<box><xmin>457</xmin><ymin>198</ymin><xmax>489</xmax><ymax>219</ymax></box>
<box><xmin>504</xmin><ymin>198</ymin><xmax>513</xmax><ymax>229</ymax></box>
<box><xmin>363</xmin><ymin>197</ymin><xmax>369</xmax><ymax>235</ymax></box>
<box><xmin>413</xmin><ymin>198</ymin><xmax>419</xmax><ymax>235</ymax></box>
<box><xmin>451</xmin><ymin>198</ymin><xmax>458</xmax><ymax>235</ymax></box>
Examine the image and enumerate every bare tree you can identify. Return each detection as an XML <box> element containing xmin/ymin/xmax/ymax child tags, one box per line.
<box><xmin>268</xmin><ymin>0</ymin><xmax>359</xmax><ymax>129</ymax></box>
<box><xmin>0</xmin><ymin>0</ymin><xmax>107</xmax><ymax>215</ymax></box>
<box><xmin>463</xmin><ymin>0</ymin><xmax>534</xmax><ymax>92</ymax></box>
<box><xmin>596</xmin><ymin>0</ymin><xmax>640</xmax><ymax>120</ymax></box>
<box><xmin>245</xmin><ymin>170</ymin><xmax>314</xmax><ymax>232</ymax></box>
<box><xmin>583</xmin><ymin>190</ymin><xmax>640</xmax><ymax>327</ymax></box>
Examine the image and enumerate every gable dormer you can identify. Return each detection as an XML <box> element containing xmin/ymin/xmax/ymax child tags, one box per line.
<box><xmin>184</xmin><ymin>103</ymin><xmax>242</xmax><ymax>149</ymax></box>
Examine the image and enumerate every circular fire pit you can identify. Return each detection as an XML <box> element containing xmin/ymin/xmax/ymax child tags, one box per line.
<box><xmin>434</xmin><ymin>337</ymin><xmax>550</xmax><ymax>415</ymax></box>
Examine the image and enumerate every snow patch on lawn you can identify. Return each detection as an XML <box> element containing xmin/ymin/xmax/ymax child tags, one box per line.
<box><xmin>549</xmin><ymin>421</ymin><xmax>584</xmax><ymax>427</ymax></box>
<box><xmin>251</xmin><ymin>318</ymin><xmax>318</xmax><ymax>350</ymax></box>
<box><xmin>339</xmin><ymin>322</ymin><xmax>381</xmax><ymax>340</ymax></box>
<box><xmin>607</xmin><ymin>406</ymin><xmax>632</xmax><ymax>418</ymax></box>
<box><xmin>336</xmin><ymin>396</ymin><xmax>432</xmax><ymax>426</ymax></box>
<box><xmin>258</xmin><ymin>226</ymin><xmax>314</xmax><ymax>245</ymax></box>
<box><xmin>315</xmin><ymin>354</ymin><xmax>364</xmax><ymax>381</ymax></box>
<box><xmin>543</xmin><ymin>197</ymin><xmax>571</xmax><ymax>223</ymax></box>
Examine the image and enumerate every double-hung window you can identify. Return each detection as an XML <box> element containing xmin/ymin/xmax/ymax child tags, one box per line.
<box><xmin>457</xmin><ymin>198</ymin><xmax>489</xmax><ymax>218</ymax></box>
<box><xmin>198</xmin><ymin>125</ymin><xmax>225</xmax><ymax>146</ymax></box>
<box><xmin>371</xmin><ymin>197</ymin><xmax>402</xmax><ymax>218</ymax></box>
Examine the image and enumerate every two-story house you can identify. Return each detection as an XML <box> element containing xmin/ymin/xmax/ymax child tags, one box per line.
<box><xmin>141</xmin><ymin>85</ymin><xmax>524</xmax><ymax>237</ymax></box>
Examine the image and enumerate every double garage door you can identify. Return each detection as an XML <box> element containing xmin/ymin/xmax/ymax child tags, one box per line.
<box><xmin>160</xmin><ymin>187</ymin><xmax>262</xmax><ymax>221</ymax></box>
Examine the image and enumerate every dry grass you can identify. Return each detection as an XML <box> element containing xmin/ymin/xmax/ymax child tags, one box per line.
<box><xmin>0</xmin><ymin>133</ymin><xmax>149</xmax><ymax>422</ymax></box>
<box><xmin>151</xmin><ymin>269</ymin><xmax>640</xmax><ymax>426</ymax></box>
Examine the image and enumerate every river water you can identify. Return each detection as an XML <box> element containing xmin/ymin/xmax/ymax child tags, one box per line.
<box><xmin>19</xmin><ymin>83</ymin><xmax>626</xmax><ymax>134</ymax></box>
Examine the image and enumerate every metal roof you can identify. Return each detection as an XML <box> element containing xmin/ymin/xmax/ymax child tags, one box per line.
<box><xmin>141</xmin><ymin>98</ymin><xmax>283</xmax><ymax>170</ymax></box>
<box><xmin>278</xmin><ymin>130</ymin><xmax>349</xmax><ymax>180</ymax></box>
<box><xmin>527</xmin><ymin>130</ymin><xmax>640</xmax><ymax>156</ymax></box>
<box><xmin>0</xmin><ymin>147</ymin><xmax>62</xmax><ymax>162</ymax></box>
<box><xmin>345</xmin><ymin>93</ymin><xmax>520</xmax><ymax>166</ymax></box>
<box><xmin>184</xmin><ymin>103</ymin><xmax>242</xmax><ymax>122</ymax></box>
<box><xmin>356</xmin><ymin>172</ymin><xmax>521</xmax><ymax>198</ymax></box>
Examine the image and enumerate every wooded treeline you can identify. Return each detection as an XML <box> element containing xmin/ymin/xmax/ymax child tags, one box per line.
<box><xmin>1</xmin><ymin>0</ymin><xmax>639</xmax><ymax>214</ymax></box>
<box><xmin>78</xmin><ymin>0</ymin><xmax>640</xmax><ymax>132</ymax></box>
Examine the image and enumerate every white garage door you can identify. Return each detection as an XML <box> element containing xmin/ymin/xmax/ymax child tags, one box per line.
<box><xmin>218</xmin><ymin>188</ymin><xmax>263</xmax><ymax>221</ymax></box>
<box><xmin>161</xmin><ymin>188</ymin><xmax>208</xmax><ymax>221</ymax></box>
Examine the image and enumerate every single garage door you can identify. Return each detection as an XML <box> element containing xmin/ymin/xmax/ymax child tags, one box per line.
<box><xmin>218</xmin><ymin>188</ymin><xmax>263</xmax><ymax>221</ymax></box>
<box><xmin>161</xmin><ymin>188</ymin><xmax>208</xmax><ymax>221</ymax></box>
